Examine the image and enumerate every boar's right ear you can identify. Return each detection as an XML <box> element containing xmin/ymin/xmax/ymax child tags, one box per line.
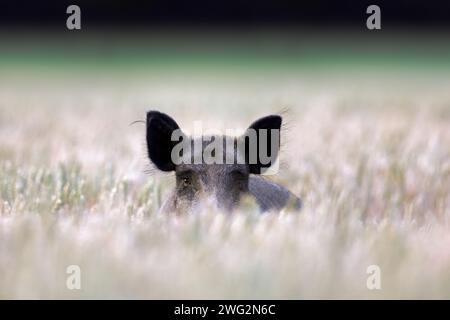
<box><xmin>146</xmin><ymin>111</ymin><xmax>182</xmax><ymax>171</ymax></box>
<box><xmin>242</xmin><ymin>115</ymin><xmax>282</xmax><ymax>174</ymax></box>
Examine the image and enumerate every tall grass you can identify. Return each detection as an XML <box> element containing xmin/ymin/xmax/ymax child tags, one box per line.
<box><xmin>0</xmin><ymin>71</ymin><xmax>450</xmax><ymax>298</ymax></box>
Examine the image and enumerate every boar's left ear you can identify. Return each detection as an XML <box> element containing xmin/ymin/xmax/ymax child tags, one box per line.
<box><xmin>146</xmin><ymin>111</ymin><xmax>182</xmax><ymax>172</ymax></box>
<box><xmin>242</xmin><ymin>115</ymin><xmax>282</xmax><ymax>174</ymax></box>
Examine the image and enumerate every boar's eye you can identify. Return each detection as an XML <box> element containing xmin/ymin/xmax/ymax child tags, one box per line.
<box><xmin>177</xmin><ymin>169</ymin><xmax>194</xmax><ymax>188</ymax></box>
<box><xmin>182</xmin><ymin>176</ymin><xmax>191</xmax><ymax>187</ymax></box>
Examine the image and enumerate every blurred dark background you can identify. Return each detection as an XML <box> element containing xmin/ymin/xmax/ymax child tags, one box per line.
<box><xmin>0</xmin><ymin>1</ymin><xmax>449</xmax><ymax>76</ymax></box>
<box><xmin>1</xmin><ymin>0</ymin><xmax>449</xmax><ymax>30</ymax></box>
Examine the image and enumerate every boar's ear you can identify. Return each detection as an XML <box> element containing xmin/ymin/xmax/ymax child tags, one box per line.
<box><xmin>146</xmin><ymin>111</ymin><xmax>182</xmax><ymax>171</ymax></box>
<box><xmin>242</xmin><ymin>115</ymin><xmax>282</xmax><ymax>174</ymax></box>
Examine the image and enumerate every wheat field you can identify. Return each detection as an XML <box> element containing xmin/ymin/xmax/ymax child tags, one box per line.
<box><xmin>1</xmin><ymin>66</ymin><xmax>450</xmax><ymax>299</ymax></box>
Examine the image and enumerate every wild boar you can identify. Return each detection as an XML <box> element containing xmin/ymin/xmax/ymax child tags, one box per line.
<box><xmin>146</xmin><ymin>111</ymin><xmax>301</xmax><ymax>213</ymax></box>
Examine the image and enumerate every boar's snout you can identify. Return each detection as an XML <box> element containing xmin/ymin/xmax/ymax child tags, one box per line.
<box><xmin>174</xmin><ymin>163</ymin><xmax>249</xmax><ymax>213</ymax></box>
